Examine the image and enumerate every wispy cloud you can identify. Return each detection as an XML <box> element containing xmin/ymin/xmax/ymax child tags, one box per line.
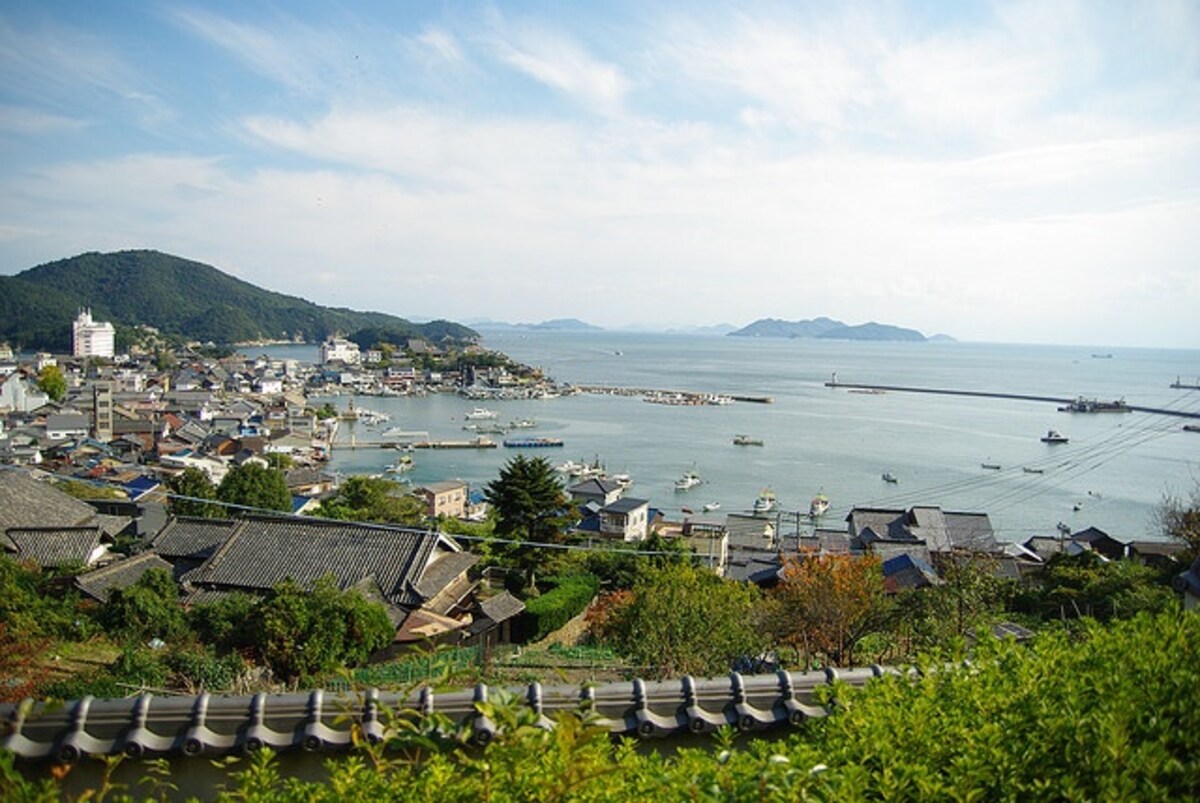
<box><xmin>0</xmin><ymin>104</ymin><xmax>87</xmax><ymax>134</ymax></box>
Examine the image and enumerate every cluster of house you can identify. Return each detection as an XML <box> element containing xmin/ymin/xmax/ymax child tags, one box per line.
<box><xmin>0</xmin><ymin>468</ymin><xmax>525</xmax><ymax>653</ymax></box>
<box><xmin>558</xmin><ymin>474</ymin><xmax>1194</xmax><ymax>600</ymax></box>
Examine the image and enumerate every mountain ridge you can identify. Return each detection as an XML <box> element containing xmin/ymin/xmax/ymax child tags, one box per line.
<box><xmin>0</xmin><ymin>250</ymin><xmax>477</xmax><ymax>351</ymax></box>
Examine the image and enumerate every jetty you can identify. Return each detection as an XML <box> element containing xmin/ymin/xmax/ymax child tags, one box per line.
<box><xmin>825</xmin><ymin>379</ymin><xmax>1200</xmax><ymax>420</ymax></box>
<box><xmin>578</xmin><ymin>385</ymin><xmax>772</xmax><ymax>404</ymax></box>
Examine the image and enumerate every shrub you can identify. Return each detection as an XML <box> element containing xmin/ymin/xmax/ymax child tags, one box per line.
<box><xmin>522</xmin><ymin>573</ymin><xmax>600</xmax><ymax>641</ymax></box>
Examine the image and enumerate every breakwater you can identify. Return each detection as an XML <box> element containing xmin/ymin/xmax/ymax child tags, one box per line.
<box><xmin>825</xmin><ymin>381</ymin><xmax>1200</xmax><ymax>420</ymax></box>
<box><xmin>578</xmin><ymin>385</ymin><xmax>773</xmax><ymax>404</ymax></box>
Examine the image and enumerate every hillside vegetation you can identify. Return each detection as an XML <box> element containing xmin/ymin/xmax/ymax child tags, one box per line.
<box><xmin>0</xmin><ymin>250</ymin><xmax>477</xmax><ymax>350</ymax></box>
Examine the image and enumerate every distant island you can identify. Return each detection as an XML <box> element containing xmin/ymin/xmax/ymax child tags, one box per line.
<box><xmin>728</xmin><ymin>317</ymin><xmax>935</xmax><ymax>342</ymax></box>
<box><xmin>469</xmin><ymin>318</ymin><xmax>604</xmax><ymax>332</ymax></box>
<box><xmin>0</xmin><ymin>250</ymin><xmax>478</xmax><ymax>351</ymax></box>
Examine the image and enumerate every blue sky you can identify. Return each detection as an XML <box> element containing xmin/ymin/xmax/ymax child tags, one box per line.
<box><xmin>1</xmin><ymin>1</ymin><xmax>1197</xmax><ymax>347</ymax></box>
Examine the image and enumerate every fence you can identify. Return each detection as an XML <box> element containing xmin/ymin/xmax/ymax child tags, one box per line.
<box><xmin>1</xmin><ymin>666</ymin><xmax>896</xmax><ymax>762</ymax></box>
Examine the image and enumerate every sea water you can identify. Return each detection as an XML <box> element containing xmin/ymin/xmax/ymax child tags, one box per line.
<box><xmin>261</xmin><ymin>334</ymin><xmax>1200</xmax><ymax>544</ymax></box>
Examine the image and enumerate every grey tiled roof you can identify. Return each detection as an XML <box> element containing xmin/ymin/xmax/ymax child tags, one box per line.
<box><xmin>2</xmin><ymin>527</ymin><xmax>105</xmax><ymax>568</ymax></box>
<box><xmin>849</xmin><ymin>506</ymin><xmax>997</xmax><ymax>554</ymax></box>
<box><xmin>478</xmin><ymin>591</ymin><xmax>525</xmax><ymax>623</ymax></box>
<box><xmin>75</xmin><ymin>552</ymin><xmax>174</xmax><ymax>602</ymax></box>
<box><xmin>151</xmin><ymin>518</ymin><xmax>239</xmax><ymax>561</ymax></box>
<box><xmin>413</xmin><ymin>551</ymin><xmax>479</xmax><ymax>600</ymax></box>
<box><xmin>186</xmin><ymin>516</ymin><xmax>444</xmax><ymax>608</ymax></box>
<box><xmin>0</xmin><ymin>468</ymin><xmax>122</xmax><ymax>534</ymax></box>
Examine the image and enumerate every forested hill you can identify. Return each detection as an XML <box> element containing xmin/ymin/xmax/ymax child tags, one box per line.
<box><xmin>0</xmin><ymin>250</ymin><xmax>477</xmax><ymax>351</ymax></box>
<box><xmin>728</xmin><ymin>317</ymin><xmax>928</xmax><ymax>341</ymax></box>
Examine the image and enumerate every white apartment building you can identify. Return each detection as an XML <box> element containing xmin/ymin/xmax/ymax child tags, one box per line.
<box><xmin>73</xmin><ymin>309</ymin><xmax>115</xmax><ymax>358</ymax></box>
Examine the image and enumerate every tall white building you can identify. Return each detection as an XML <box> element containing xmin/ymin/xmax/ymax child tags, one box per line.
<box><xmin>320</xmin><ymin>337</ymin><xmax>361</xmax><ymax>365</ymax></box>
<box><xmin>72</xmin><ymin>309</ymin><xmax>115</xmax><ymax>358</ymax></box>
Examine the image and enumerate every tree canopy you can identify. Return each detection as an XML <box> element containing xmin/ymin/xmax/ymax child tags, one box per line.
<box><xmin>36</xmin><ymin>364</ymin><xmax>66</xmax><ymax>402</ymax></box>
<box><xmin>167</xmin><ymin>466</ymin><xmax>222</xmax><ymax>518</ymax></box>
<box><xmin>216</xmin><ymin>463</ymin><xmax>292</xmax><ymax>514</ymax></box>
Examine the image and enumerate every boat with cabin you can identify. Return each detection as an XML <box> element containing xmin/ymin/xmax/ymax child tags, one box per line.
<box><xmin>385</xmin><ymin>454</ymin><xmax>414</xmax><ymax>474</ymax></box>
<box><xmin>1041</xmin><ymin>429</ymin><xmax>1069</xmax><ymax>444</ymax></box>
<box><xmin>809</xmin><ymin>493</ymin><xmax>830</xmax><ymax>518</ymax></box>
<box><xmin>882</xmin><ymin>472</ymin><xmax>898</xmax><ymax>484</ymax></box>
<box><xmin>733</xmin><ymin>435</ymin><xmax>764</xmax><ymax>446</ymax></box>
<box><xmin>675</xmin><ymin>470</ymin><xmax>702</xmax><ymax>491</ymax></box>
<box><xmin>752</xmin><ymin>489</ymin><xmax>776</xmax><ymax>514</ymax></box>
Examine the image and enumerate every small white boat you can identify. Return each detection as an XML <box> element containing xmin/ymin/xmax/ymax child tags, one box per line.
<box><xmin>675</xmin><ymin>470</ymin><xmax>702</xmax><ymax>491</ymax></box>
<box><xmin>703</xmin><ymin>502</ymin><xmax>721</xmax><ymax>512</ymax></box>
<box><xmin>556</xmin><ymin>459</ymin><xmax>584</xmax><ymax>474</ymax></box>
<box><xmin>752</xmin><ymin>489</ymin><xmax>776</xmax><ymax>514</ymax></box>
<box><xmin>610</xmin><ymin>473</ymin><xmax>634</xmax><ymax>489</ymax></box>
<box><xmin>1041</xmin><ymin>429</ymin><xmax>1069</xmax><ymax>444</ymax></box>
<box><xmin>464</xmin><ymin>407</ymin><xmax>499</xmax><ymax>420</ymax></box>
<box><xmin>809</xmin><ymin>493</ymin><xmax>830</xmax><ymax>518</ymax></box>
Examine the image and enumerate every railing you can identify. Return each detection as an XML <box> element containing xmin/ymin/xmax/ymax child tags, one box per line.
<box><xmin>0</xmin><ymin>666</ymin><xmax>894</xmax><ymax>762</ymax></box>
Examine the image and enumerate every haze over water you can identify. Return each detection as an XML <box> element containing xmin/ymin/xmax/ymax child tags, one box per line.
<box><xmin>273</xmin><ymin>334</ymin><xmax>1200</xmax><ymax>544</ymax></box>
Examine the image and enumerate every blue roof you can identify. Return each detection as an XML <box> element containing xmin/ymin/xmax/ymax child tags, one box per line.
<box><xmin>123</xmin><ymin>476</ymin><xmax>160</xmax><ymax>496</ymax></box>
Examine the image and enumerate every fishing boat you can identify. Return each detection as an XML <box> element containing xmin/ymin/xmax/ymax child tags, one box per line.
<box><xmin>556</xmin><ymin>459</ymin><xmax>584</xmax><ymax>475</ymax></box>
<box><xmin>385</xmin><ymin>454</ymin><xmax>414</xmax><ymax>474</ymax></box>
<box><xmin>752</xmin><ymin>489</ymin><xmax>776</xmax><ymax>514</ymax></box>
<box><xmin>464</xmin><ymin>407</ymin><xmax>499</xmax><ymax>420</ymax></box>
<box><xmin>882</xmin><ymin>472</ymin><xmax>898</xmax><ymax>484</ymax></box>
<box><xmin>1023</xmin><ymin>466</ymin><xmax>1045</xmax><ymax>474</ymax></box>
<box><xmin>733</xmin><ymin>435</ymin><xmax>764</xmax><ymax>446</ymax></box>
<box><xmin>1041</xmin><ymin>429</ymin><xmax>1069</xmax><ymax>444</ymax></box>
<box><xmin>703</xmin><ymin>502</ymin><xmax>721</xmax><ymax>512</ymax></box>
<box><xmin>675</xmin><ymin>470</ymin><xmax>702</xmax><ymax>491</ymax></box>
<box><xmin>610</xmin><ymin>473</ymin><xmax>634</xmax><ymax>489</ymax></box>
<box><xmin>981</xmin><ymin>462</ymin><xmax>1002</xmax><ymax>470</ymax></box>
<box><xmin>809</xmin><ymin>493</ymin><xmax>830</xmax><ymax>518</ymax></box>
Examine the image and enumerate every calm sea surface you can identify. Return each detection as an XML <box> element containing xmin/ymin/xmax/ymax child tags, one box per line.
<box><xmin>261</xmin><ymin>334</ymin><xmax>1200</xmax><ymax>544</ymax></box>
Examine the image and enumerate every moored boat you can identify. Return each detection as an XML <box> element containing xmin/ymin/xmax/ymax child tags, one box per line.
<box><xmin>752</xmin><ymin>489</ymin><xmax>776</xmax><ymax>514</ymax></box>
<box><xmin>882</xmin><ymin>472</ymin><xmax>898</xmax><ymax>484</ymax></box>
<box><xmin>809</xmin><ymin>493</ymin><xmax>830</xmax><ymax>518</ymax></box>
<box><xmin>675</xmin><ymin>470</ymin><xmax>702</xmax><ymax>491</ymax></box>
<box><xmin>502</xmin><ymin>437</ymin><xmax>564</xmax><ymax>448</ymax></box>
<box><xmin>1041</xmin><ymin>429</ymin><xmax>1069</xmax><ymax>444</ymax></box>
<box><xmin>464</xmin><ymin>407</ymin><xmax>499</xmax><ymax>420</ymax></box>
<box><xmin>733</xmin><ymin>435</ymin><xmax>764</xmax><ymax>446</ymax></box>
<box><xmin>703</xmin><ymin>502</ymin><xmax>721</xmax><ymax>512</ymax></box>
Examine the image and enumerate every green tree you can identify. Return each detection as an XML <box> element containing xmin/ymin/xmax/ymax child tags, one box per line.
<box><xmin>36</xmin><ymin>364</ymin><xmax>67</xmax><ymax>402</ymax></box>
<box><xmin>216</xmin><ymin>462</ymin><xmax>292</xmax><ymax>515</ymax></box>
<box><xmin>98</xmin><ymin>568</ymin><xmax>186</xmax><ymax>643</ymax></box>
<box><xmin>594</xmin><ymin>562</ymin><xmax>766</xmax><ymax>678</ymax></box>
<box><xmin>485</xmin><ymin>456</ymin><xmax>574</xmax><ymax>587</ymax></box>
<box><xmin>315</xmin><ymin>475</ymin><xmax>426</xmax><ymax>526</ymax></box>
<box><xmin>167</xmin><ymin>466</ymin><xmax>222</xmax><ymax>518</ymax></box>
<box><xmin>251</xmin><ymin>576</ymin><xmax>393</xmax><ymax>684</ymax></box>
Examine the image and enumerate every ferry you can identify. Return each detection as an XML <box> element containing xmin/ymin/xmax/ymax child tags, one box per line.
<box><xmin>809</xmin><ymin>493</ymin><xmax>830</xmax><ymax>518</ymax></box>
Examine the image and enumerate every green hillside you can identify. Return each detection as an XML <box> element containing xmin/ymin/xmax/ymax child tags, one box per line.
<box><xmin>0</xmin><ymin>250</ymin><xmax>477</xmax><ymax>351</ymax></box>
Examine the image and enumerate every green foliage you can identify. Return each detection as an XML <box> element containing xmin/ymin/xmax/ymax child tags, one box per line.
<box><xmin>522</xmin><ymin>574</ymin><xmax>600</xmax><ymax>642</ymax></box>
<box><xmin>35</xmin><ymin>364</ymin><xmax>66</xmax><ymax>402</ymax></box>
<box><xmin>596</xmin><ymin>562</ymin><xmax>768</xmax><ymax>678</ymax></box>
<box><xmin>54</xmin><ymin>479</ymin><xmax>125</xmax><ymax>501</ymax></box>
<box><xmin>314</xmin><ymin>475</ymin><xmax>426</xmax><ymax>525</ymax></box>
<box><xmin>216</xmin><ymin>462</ymin><xmax>292</xmax><ymax>514</ymax></box>
<box><xmin>485</xmin><ymin>455</ymin><xmax>575</xmax><ymax>587</ymax></box>
<box><xmin>1</xmin><ymin>249</ymin><xmax>478</xmax><ymax>349</ymax></box>
<box><xmin>97</xmin><ymin>568</ymin><xmax>186</xmax><ymax>643</ymax></box>
<box><xmin>1159</xmin><ymin>486</ymin><xmax>1200</xmax><ymax>560</ymax></box>
<box><xmin>314</xmin><ymin>402</ymin><xmax>339</xmax><ymax>420</ymax></box>
<box><xmin>163</xmin><ymin>644</ymin><xmax>245</xmax><ymax>692</ymax></box>
<box><xmin>187</xmin><ymin>592</ymin><xmax>258</xmax><ymax>649</ymax></box>
<box><xmin>892</xmin><ymin>556</ymin><xmax>1014</xmax><ymax>655</ymax></box>
<box><xmin>167</xmin><ymin>466</ymin><xmax>222</xmax><ymax>517</ymax></box>
<box><xmin>0</xmin><ymin>557</ymin><xmax>91</xmax><ymax>641</ymax></box>
<box><xmin>251</xmin><ymin>577</ymin><xmax>394</xmax><ymax>684</ymax></box>
<box><xmin>1015</xmin><ymin>551</ymin><xmax>1177</xmax><ymax>622</ymax></box>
